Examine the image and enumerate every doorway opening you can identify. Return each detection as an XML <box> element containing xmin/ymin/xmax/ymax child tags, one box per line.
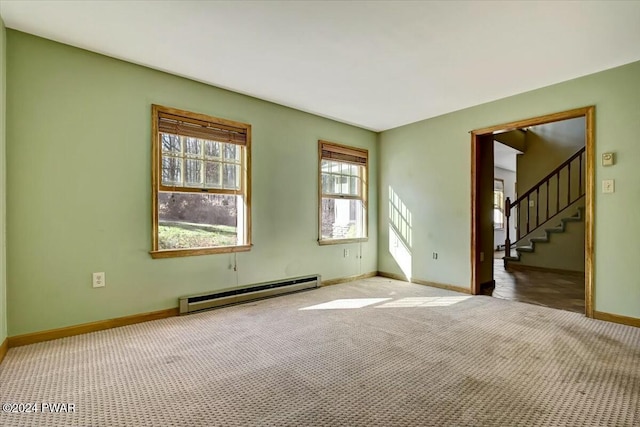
<box><xmin>470</xmin><ymin>107</ymin><xmax>595</xmax><ymax>317</ymax></box>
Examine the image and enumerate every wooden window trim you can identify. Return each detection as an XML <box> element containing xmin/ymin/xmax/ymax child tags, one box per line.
<box><xmin>150</xmin><ymin>245</ymin><xmax>252</xmax><ymax>259</ymax></box>
<box><xmin>318</xmin><ymin>140</ymin><xmax>369</xmax><ymax>244</ymax></box>
<box><xmin>151</xmin><ymin>105</ymin><xmax>252</xmax><ymax>258</ymax></box>
<box><xmin>318</xmin><ymin>238</ymin><xmax>368</xmax><ymax>246</ymax></box>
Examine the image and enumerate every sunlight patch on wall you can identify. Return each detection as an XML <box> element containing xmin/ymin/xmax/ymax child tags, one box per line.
<box><xmin>389</xmin><ymin>186</ymin><xmax>412</xmax><ymax>245</ymax></box>
<box><xmin>389</xmin><ymin>226</ymin><xmax>412</xmax><ymax>279</ymax></box>
<box><xmin>388</xmin><ymin>186</ymin><xmax>413</xmax><ymax>280</ymax></box>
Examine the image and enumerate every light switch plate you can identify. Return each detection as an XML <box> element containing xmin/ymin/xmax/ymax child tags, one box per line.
<box><xmin>92</xmin><ymin>272</ymin><xmax>106</xmax><ymax>288</ymax></box>
<box><xmin>602</xmin><ymin>179</ymin><xmax>615</xmax><ymax>193</ymax></box>
<box><xmin>602</xmin><ymin>152</ymin><xmax>615</xmax><ymax>166</ymax></box>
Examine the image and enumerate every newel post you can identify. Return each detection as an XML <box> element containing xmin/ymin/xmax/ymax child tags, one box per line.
<box><xmin>504</xmin><ymin>197</ymin><xmax>511</xmax><ymax>258</ymax></box>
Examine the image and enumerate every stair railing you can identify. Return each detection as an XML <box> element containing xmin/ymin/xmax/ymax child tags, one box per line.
<box><xmin>504</xmin><ymin>147</ymin><xmax>585</xmax><ymax>257</ymax></box>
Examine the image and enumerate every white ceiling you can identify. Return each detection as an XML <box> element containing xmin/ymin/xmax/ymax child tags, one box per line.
<box><xmin>1</xmin><ymin>1</ymin><xmax>639</xmax><ymax>131</ymax></box>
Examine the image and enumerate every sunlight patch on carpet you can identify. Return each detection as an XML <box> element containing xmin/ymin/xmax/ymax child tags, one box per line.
<box><xmin>375</xmin><ymin>296</ymin><xmax>472</xmax><ymax>308</ymax></box>
<box><xmin>299</xmin><ymin>298</ymin><xmax>391</xmax><ymax>310</ymax></box>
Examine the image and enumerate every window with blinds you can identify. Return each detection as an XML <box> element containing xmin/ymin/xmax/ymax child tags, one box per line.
<box><xmin>151</xmin><ymin>105</ymin><xmax>251</xmax><ymax>258</ymax></box>
<box><xmin>318</xmin><ymin>141</ymin><xmax>368</xmax><ymax>243</ymax></box>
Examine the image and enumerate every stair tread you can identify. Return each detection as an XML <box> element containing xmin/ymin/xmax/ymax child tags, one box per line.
<box><xmin>546</xmin><ymin>227</ymin><xmax>564</xmax><ymax>233</ymax></box>
<box><xmin>530</xmin><ymin>237</ymin><xmax>549</xmax><ymax>243</ymax></box>
<box><xmin>562</xmin><ymin>216</ymin><xmax>582</xmax><ymax>222</ymax></box>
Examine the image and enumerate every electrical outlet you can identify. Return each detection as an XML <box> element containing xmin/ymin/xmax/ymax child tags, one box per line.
<box><xmin>529</xmin><ymin>200</ymin><xmax>535</xmax><ymax>208</ymax></box>
<box><xmin>92</xmin><ymin>272</ymin><xmax>105</xmax><ymax>288</ymax></box>
<box><xmin>432</xmin><ymin>252</ymin><xmax>438</xmax><ymax>260</ymax></box>
<box><xmin>343</xmin><ymin>249</ymin><xmax>350</xmax><ymax>258</ymax></box>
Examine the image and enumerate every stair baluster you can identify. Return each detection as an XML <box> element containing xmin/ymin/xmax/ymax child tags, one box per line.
<box><xmin>567</xmin><ymin>162</ymin><xmax>571</xmax><ymax>205</ymax></box>
<box><xmin>505</xmin><ymin>197</ymin><xmax>511</xmax><ymax>258</ymax></box>
<box><xmin>556</xmin><ymin>171</ymin><xmax>560</xmax><ymax>213</ymax></box>
<box><xmin>528</xmin><ymin>194</ymin><xmax>532</xmax><ymax>234</ymax></box>
<box><xmin>578</xmin><ymin>152</ymin><xmax>582</xmax><ymax>195</ymax></box>
<box><xmin>536</xmin><ymin>189</ymin><xmax>539</xmax><ymax>228</ymax></box>
<box><xmin>546</xmin><ymin>180</ymin><xmax>549</xmax><ymax>221</ymax></box>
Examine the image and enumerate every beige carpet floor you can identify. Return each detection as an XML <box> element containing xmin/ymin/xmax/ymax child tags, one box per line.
<box><xmin>0</xmin><ymin>277</ymin><xmax>638</xmax><ymax>426</ymax></box>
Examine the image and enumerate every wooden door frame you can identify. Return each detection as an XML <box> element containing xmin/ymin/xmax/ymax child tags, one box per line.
<box><xmin>470</xmin><ymin>106</ymin><xmax>595</xmax><ymax>317</ymax></box>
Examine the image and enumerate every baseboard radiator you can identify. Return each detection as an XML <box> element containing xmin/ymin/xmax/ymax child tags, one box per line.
<box><xmin>179</xmin><ymin>274</ymin><xmax>320</xmax><ymax>315</ymax></box>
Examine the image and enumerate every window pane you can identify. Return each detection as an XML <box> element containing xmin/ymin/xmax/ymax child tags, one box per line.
<box><xmin>205</xmin><ymin>162</ymin><xmax>221</xmax><ymax>188</ymax></box>
<box><xmin>223</xmin><ymin>164</ymin><xmax>240</xmax><ymax>189</ymax></box>
<box><xmin>321</xmin><ymin>198</ymin><xmax>366</xmax><ymax>239</ymax></box>
<box><xmin>321</xmin><ymin>168</ymin><xmax>361</xmax><ymax>196</ymax></box>
<box><xmin>162</xmin><ymin>156</ymin><xmax>182</xmax><ymax>186</ymax></box>
<box><xmin>184</xmin><ymin>137</ymin><xmax>202</xmax><ymax>157</ymax></box>
<box><xmin>158</xmin><ymin>192</ymin><xmax>240</xmax><ymax>249</ymax></box>
<box><xmin>161</xmin><ymin>133</ymin><xmax>181</xmax><ymax>154</ymax></box>
<box><xmin>321</xmin><ymin>173</ymin><xmax>332</xmax><ymax>194</ymax></box>
<box><xmin>204</xmin><ymin>140</ymin><xmax>221</xmax><ymax>159</ymax></box>
<box><xmin>349</xmin><ymin>177</ymin><xmax>359</xmax><ymax>196</ymax></box>
<box><xmin>223</xmin><ymin>143</ymin><xmax>240</xmax><ymax>162</ymax></box>
<box><xmin>184</xmin><ymin>159</ymin><xmax>202</xmax><ymax>187</ymax></box>
<box><xmin>337</xmin><ymin>175</ymin><xmax>346</xmax><ymax>193</ymax></box>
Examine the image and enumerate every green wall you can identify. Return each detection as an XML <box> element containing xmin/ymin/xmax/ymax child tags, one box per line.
<box><xmin>6</xmin><ymin>31</ymin><xmax>378</xmax><ymax>336</ymax></box>
<box><xmin>0</xmin><ymin>18</ymin><xmax>6</xmax><ymax>345</ymax></box>
<box><xmin>379</xmin><ymin>60</ymin><xmax>640</xmax><ymax>319</ymax></box>
<box><xmin>517</xmin><ymin>117</ymin><xmax>585</xmax><ymax>197</ymax></box>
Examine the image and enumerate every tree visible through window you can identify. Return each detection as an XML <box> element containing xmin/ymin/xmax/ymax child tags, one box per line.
<box><xmin>151</xmin><ymin>105</ymin><xmax>251</xmax><ymax>258</ymax></box>
<box><xmin>319</xmin><ymin>141</ymin><xmax>368</xmax><ymax>243</ymax></box>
